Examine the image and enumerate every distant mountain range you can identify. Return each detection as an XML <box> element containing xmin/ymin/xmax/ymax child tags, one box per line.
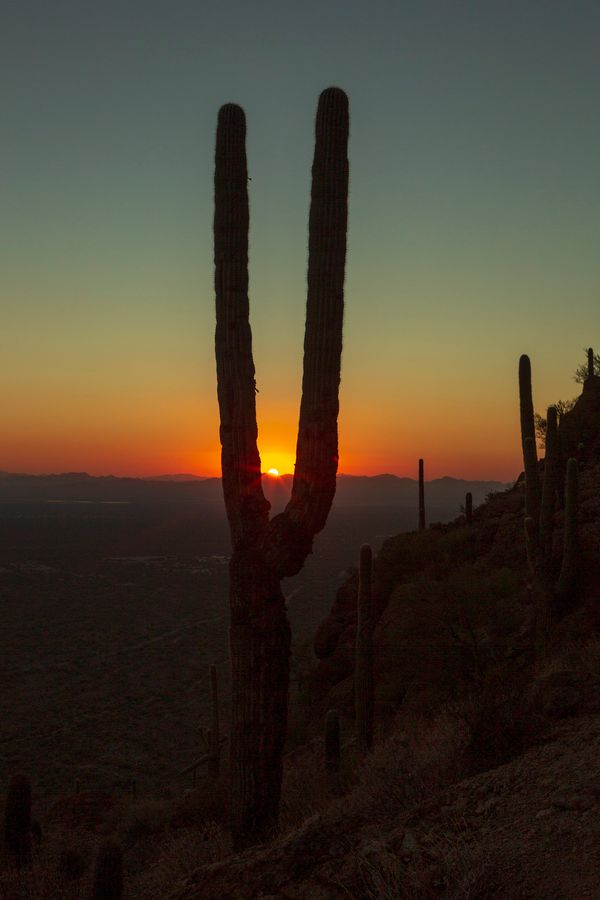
<box><xmin>0</xmin><ymin>471</ymin><xmax>510</xmax><ymax>511</ymax></box>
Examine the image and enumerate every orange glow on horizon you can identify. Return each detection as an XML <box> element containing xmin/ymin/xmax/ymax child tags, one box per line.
<box><xmin>1</xmin><ymin>384</ymin><xmax>523</xmax><ymax>483</ymax></box>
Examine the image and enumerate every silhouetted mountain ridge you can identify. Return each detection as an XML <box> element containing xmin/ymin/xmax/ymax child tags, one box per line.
<box><xmin>0</xmin><ymin>470</ymin><xmax>509</xmax><ymax>510</ymax></box>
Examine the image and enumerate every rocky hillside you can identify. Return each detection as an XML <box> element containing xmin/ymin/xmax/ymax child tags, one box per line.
<box><xmin>309</xmin><ymin>375</ymin><xmax>600</xmax><ymax>722</ymax></box>
<box><xmin>171</xmin><ymin>375</ymin><xmax>600</xmax><ymax>899</ymax></box>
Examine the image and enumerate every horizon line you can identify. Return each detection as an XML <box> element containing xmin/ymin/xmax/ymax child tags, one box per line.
<box><xmin>0</xmin><ymin>469</ymin><xmax>515</xmax><ymax>484</ymax></box>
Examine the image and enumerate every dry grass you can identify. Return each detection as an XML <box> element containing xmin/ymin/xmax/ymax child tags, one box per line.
<box><xmin>353</xmin><ymin>828</ymin><xmax>497</xmax><ymax>900</ymax></box>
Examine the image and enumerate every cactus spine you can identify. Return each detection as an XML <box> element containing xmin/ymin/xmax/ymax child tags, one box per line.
<box><xmin>214</xmin><ymin>88</ymin><xmax>349</xmax><ymax>847</ymax></box>
<box><xmin>519</xmin><ymin>355</ymin><xmax>540</xmax><ymax>522</ymax></box>
<box><xmin>325</xmin><ymin>709</ymin><xmax>341</xmax><ymax>792</ymax></box>
<box><xmin>465</xmin><ymin>491</ymin><xmax>473</xmax><ymax>525</ymax></box>
<box><xmin>91</xmin><ymin>840</ymin><xmax>123</xmax><ymax>900</ymax></box>
<box><xmin>418</xmin><ymin>458</ymin><xmax>425</xmax><ymax>530</ymax></box>
<box><xmin>3</xmin><ymin>773</ymin><xmax>32</xmax><ymax>868</ymax></box>
<box><xmin>355</xmin><ymin>544</ymin><xmax>374</xmax><ymax>752</ymax></box>
<box><xmin>557</xmin><ymin>458</ymin><xmax>578</xmax><ymax>598</ymax></box>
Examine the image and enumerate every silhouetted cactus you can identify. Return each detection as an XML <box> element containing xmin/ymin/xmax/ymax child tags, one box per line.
<box><xmin>355</xmin><ymin>544</ymin><xmax>374</xmax><ymax>752</ymax></box>
<box><xmin>465</xmin><ymin>491</ymin><xmax>473</xmax><ymax>525</ymax></box>
<box><xmin>523</xmin><ymin>436</ymin><xmax>540</xmax><ymax>544</ymax></box>
<box><xmin>91</xmin><ymin>840</ymin><xmax>123</xmax><ymax>900</ymax></box>
<box><xmin>3</xmin><ymin>773</ymin><xmax>32</xmax><ymax>868</ymax></box>
<box><xmin>418</xmin><ymin>458</ymin><xmax>425</xmax><ymax>530</ymax></box>
<box><xmin>519</xmin><ymin>355</ymin><xmax>540</xmax><ymax>521</ymax></box>
<box><xmin>520</xmin><ymin>356</ymin><xmax>581</xmax><ymax>646</ymax></box>
<box><xmin>325</xmin><ymin>709</ymin><xmax>341</xmax><ymax>792</ymax></box>
<box><xmin>557</xmin><ymin>458</ymin><xmax>578</xmax><ymax>598</ymax></box>
<box><xmin>588</xmin><ymin>347</ymin><xmax>594</xmax><ymax>379</ymax></box>
<box><xmin>208</xmin><ymin>663</ymin><xmax>220</xmax><ymax>777</ymax></box>
<box><xmin>214</xmin><ymin>88</ymin><xmax>349</xmax><ymax>847</ymax></box>
<box><xmin>539</xmin><ymin>406</ymin><xmax>558</xmax><ymax>564</ymax></box>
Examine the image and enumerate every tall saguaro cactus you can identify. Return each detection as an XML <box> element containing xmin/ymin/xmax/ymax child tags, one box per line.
<box><xmin>587</xmin><ymin>347</ymin><xmax>594</xmax><ymax>379</ymax></box>
<box><xmin>355</xmin><ymin>543</ymin><xmax>374</xmax><ymax>752</ymax></box>
<box><xmin>214</xmin><ymin>88</ymin><xmax>349</xmax><ymax>848</ymax></box>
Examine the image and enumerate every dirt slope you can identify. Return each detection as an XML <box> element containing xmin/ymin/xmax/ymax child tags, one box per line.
<box><xmin>172</xmin><ymin>713</ymin><xmax>600</xmax><ymax>899</ymax></box>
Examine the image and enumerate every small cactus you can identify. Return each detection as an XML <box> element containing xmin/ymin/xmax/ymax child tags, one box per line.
<box><xmin>355</xmin><ymin>544</ymin><xmax>374</xmax><ymax>752</ymax></box>
<box><xmin>324</xmin><ymin>709</ymin><xmax>341</xmax><ymax>792</ymax></box>
<box><xmin>91</xmin><ymin>840</ymin><xmax>123</xmax><ymax>900</ymax></box>
<box><xmin>3</xmin><ymin>773</ymin><xmax>32</xmax><ymax>868</ymax></box>
<box><xmin>465</xmin><ymin>491</ymin><xmax>473</xmax><ymax>525</ymax></box>
<box><xmin>418</xmin><ymin>458</ymin><xmax>425</xmax><ymax>530</ymax></box>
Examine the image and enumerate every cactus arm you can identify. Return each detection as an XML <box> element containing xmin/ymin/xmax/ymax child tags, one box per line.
<box><xmin>263</xmin><ymin>88</ymin><xmax>349</xmax><ymax>577</ymax></box>
<box><xmin>285</xmin><ymin>90</ymin><xmax>349</xmax><ymax>533</ymax></box>
<box><xmin>214</xmin><ymin>104</ymin><xmax>269</xmax><ymax>547</ymax></box>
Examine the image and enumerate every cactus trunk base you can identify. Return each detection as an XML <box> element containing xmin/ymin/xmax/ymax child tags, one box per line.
<box><xmin>229</xmin><ymin>550</ymin><xmax>291</xmax><ymax>849</ymax></box>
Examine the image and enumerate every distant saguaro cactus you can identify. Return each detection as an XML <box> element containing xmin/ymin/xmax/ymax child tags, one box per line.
<box><xmin>355</xmin><ymin>544</ymin><xmax>374</xmax><ymax>752</ymax></box>
<box><xmin>465</xmin><ymin>491</ymin><xmax>473</xmax><ymax>525</ymax></box>
<box><xmin>418</xmin><ymin>458</ymin><xmax>425</xmax><ymax>530</ymax></box>
<box><xmin>519</xmin><ymin>355</ymin><xmax>540</xmax><ymax>522</ymax></box>
<box><xmin>557</xmin><ymin>458</ymin><xmax>579</xmax><ymax>598</ymax></box>
<box><xmin>91</xmin><ymin>840</ymin><xmax>123</xmax><ymax>900</ymax></box>
<box><xmin>587</xmin><ymin>347</ymin><xmax>594</xmax><ymax>379</ymax></box>
<box><xmin>214</xmin><ymin>88</ymin><xmax>349</xmax><ymax>848</ymax></box>
<box><xmin>539</xmin><ymin>406</ymin><xmax>558</xmax><ymax>564</ymax></box>
<box><xmin>3</xmin><ymin>773</ymin><xmax>32</xmax><ymax>868</ymax></box>
<box><xmin>520</xmin><ymin>357</ymin><xmax>582</xmax><ymax>648</ymax></box>
<box><xmin>325</xmin><ymin>709</ymin><xmax>341</xmax><ymax>792</ymax></box>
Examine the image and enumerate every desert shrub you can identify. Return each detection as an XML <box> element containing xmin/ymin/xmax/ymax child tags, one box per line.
<box><xmin>351</xmin><ymin>710</ymin><xmax>470</xmax><ymax>822</ymax></box>
<box><xmin>438</xmin><ymin>566</ymin><xmax>526</xmax><ymax>685</ymax></box>
<box><xmin>455</xmin><ymin>678</ymin><xmax>532</xmax><ymax>774</ymax></box>
<box><xmin>354</xmin><ymin>830</ymin><xmax>498</xmax><ymax>900</ymax></box>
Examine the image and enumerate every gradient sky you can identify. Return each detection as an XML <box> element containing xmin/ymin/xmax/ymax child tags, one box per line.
<box><xmin>2</xmin><ymin>0</ymin><xmax>599</xmax><ymax>481</ymax></box>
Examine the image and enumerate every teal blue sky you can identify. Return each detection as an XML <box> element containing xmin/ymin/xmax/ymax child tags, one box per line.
<box><xmin>2</xmin><ymin>1</ymin><xmax>599</xmax><ymax>478</ymax></box>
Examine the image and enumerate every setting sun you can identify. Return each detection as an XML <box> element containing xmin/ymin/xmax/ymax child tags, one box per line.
<box><xmin>266</xmin><ymin>468</ymin><xmax>280</xmax><ymax>477</ymax></box>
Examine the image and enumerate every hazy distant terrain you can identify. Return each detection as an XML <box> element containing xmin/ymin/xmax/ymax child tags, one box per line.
<box><xmin>0</xmin><ymin>472</ymin><xmax>509</xmax><ymax>798</ymax></box>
